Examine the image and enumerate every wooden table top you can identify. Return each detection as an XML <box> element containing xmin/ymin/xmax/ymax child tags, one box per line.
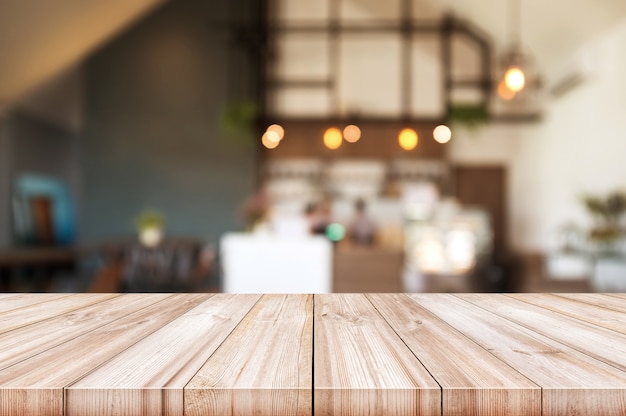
<box><xmin>1</xmin><ymin>293</ymin><xmax>626</xmax><ymax>415</ymax></box>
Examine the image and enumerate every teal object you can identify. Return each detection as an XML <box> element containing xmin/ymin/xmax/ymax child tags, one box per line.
<box><xmin>14</xmin><ymin>173</ymin><xmax>75</xmax><ymax>246</ymax></box>
<box><xmin>326</xmin><ymin>223</ymin><xmax>346</xmax><ymax>242</ymax></box>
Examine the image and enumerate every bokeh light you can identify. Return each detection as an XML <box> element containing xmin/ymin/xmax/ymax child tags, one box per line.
<box><xmin>326</xmin><ymin>223</ymin><xmax>346</xmax><ymax>242</ymax></box>
<box><xmin>504</xmin><ymin>66</ymin><xmax>525</xmax><ymax>92</ymax></box>
<box><xmin>497</xmin><ymin>80</ymin><xmax>516</xmax><ymax>100</ymax></box>
<box><xmin>433</xmin><ymin>125</ymin><xmax>452</xmax><ymax>144</ymax></box>
<box><xmin>323</xmin><ymin>127</ymin><xmax>343</xmax><ymax>150</ymax></box>
<box><xmin>266</xmin><ymin>124</ymin><xmax>285</xmax><ymax>141</ymax></box>
<box><xmin>342</xmin><ymin>124</ymin><xmax>361</xmax><ymax>143</ymax></box>
<box><xmin>264</xmin><ymin>129</ymin><xmax>281</xmax><ymax>144</ymax></box>
<box><xmin>262</xmin><ymin>131</ymin><xmax>280</xmax><ymax>149</ymax></box>
<box><xmin>398</xmin><ymin>128</ymin><xmax>418</xmax><ymax>151</ymax></box>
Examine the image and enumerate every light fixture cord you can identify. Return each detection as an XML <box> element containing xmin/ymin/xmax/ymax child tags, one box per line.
<box><xmin>510</xmin><ymin>0</ymin><xmax>521</xmax><ymax>48</ymax></box>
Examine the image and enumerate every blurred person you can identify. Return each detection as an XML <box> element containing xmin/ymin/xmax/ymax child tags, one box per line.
<box><xmin>348</xmin><ymin>198</ymin><xmax>376</xmax><ymax>246</ymax></box>
<box><xmin>305</xmin><ymin>200</ymin><xmax>331</xmax><ymax>235</ymax></box>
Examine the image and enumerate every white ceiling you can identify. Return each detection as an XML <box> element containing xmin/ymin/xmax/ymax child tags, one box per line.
<box><xmin>1</xmin><ymin>0</ymin><xmax>626</xmax><ymax>108</ymax></box>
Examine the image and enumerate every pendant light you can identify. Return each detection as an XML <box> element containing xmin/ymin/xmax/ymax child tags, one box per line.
<box><xmin>498</xmin><ymin>0</ymin><xmax>530</xmax><ymax>99</ymax></box>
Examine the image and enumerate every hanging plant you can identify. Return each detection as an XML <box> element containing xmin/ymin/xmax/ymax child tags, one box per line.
<box><xmin>446</xmin><ymin>103</ymin><xmax>489</xmax><ymax>129</ymax></box>
<box><xmin>219</xmin><ymin>99</ymin><xmax>259</xmax><ymax>145</ymax></box>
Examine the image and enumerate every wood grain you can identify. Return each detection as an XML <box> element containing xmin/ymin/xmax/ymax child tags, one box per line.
<box><xmin>556</xmin><ymin>293</ymin><xmax>626</xmax><ymax>313</ymax></box>
<box><xmin>185</xmin><ymin>294</ymin><xmax>313</xmax><ymax>416</ymax></box>
<box><xmin>461</xmin><ymin>293</ymin><xmax>626</xmax><ymax>372</ymax></box>
<box><xmin>368</xmin><ymin>293</ymin><xmax>540</xmax><ymax>416</ymax></box>
<box><xmin>0</xmin><ymin>293</ymin><xmax>72</xmax><ymax>314</ymax></box>
<box><xmin>0</xmin><ymin>294</ymin><xmax>169</xmax><ymax>371</ymax></box>
<box><xmin>314</xmin><ymin>294</ymin><xmax>440</xmax><ymax>416</ymax></box>
<box><xmin>411</xmin><ymin>294</ymin><xmax>626</xmax><ymax>416</ymax></box>
<box><xmin>2</xmin><ymin>294</ymin><xmax>626</xmax><ymax>415</ymax></box>
<box><xmin>66</xmin><ymin>294</ymin><xmax>261</xmax><ymax>416</ymax></box>
<box><xmin>507</xmin><ymin>293</ymin><xmax>626</xmax><ymax>335</ymax></box>
<box><xmin>0</xmin><ymin>294</ymin><xmax>211</xmax><ymax>416</ymax></box>
<box><xmin>0</xmin><ymin>293</ymin><xmax>117</xmax><ymax>335</ymax></box>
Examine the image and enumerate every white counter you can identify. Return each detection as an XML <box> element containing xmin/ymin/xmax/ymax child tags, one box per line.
<box><xmin>220</xmin><ymin>233</ymin><xmax>333</xmax><ymax>293</ymax></box>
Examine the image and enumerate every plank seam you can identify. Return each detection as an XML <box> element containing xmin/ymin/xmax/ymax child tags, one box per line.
<box><xmin>180</xmin><ymin>294</ymin><xmax>264</xmax><ymax>414</ymax></box>
<box><xmin>62</xmin><ymin>294</ymin><xmax>215</xmax><ymax>391</ymax></box>
<box><xmin>364</xmin><ymin>294</ymin><xmax>443</xmax><ymax>416</ymax></box>
<box><xmin>427</xmin><ymin>294</ymin><xmax>541</xmax><ymax>389</ymax></box>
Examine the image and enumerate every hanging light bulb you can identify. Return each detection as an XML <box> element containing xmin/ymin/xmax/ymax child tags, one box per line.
<box><xmin>262</xmin><ymin>131</ymin><xmax>280</xmax><ymax>149</ymax></box>
<box><xmin>266</xmin><ymin>124</ymin><xmax>285</xmax><ymax>141</ymax></box>
<box><xmin>323</xmin><ymin>127</ymin><xmax>342</xmax><ymax>150</ymax></box>
<box><xmin>433</xmin><ymin>125</ymin><xmax>452</xmax><ymax>144</ymax></box>
<box><xmin>398</xmin><ymin>128</ymin><xmax>418</xmax><ymax>151</ymax></box>
<box><xmin>342</xmin><ymin>124</ymin><xmax>361</xmax><ymax>143</ymax></box>
<box><xmin>504</xmin><ymin>66</ymin><xmax>525</xmax><ymax>92</ymax></box>
<box><xmin>497</xmin><ymin>0</ymin><xmax>536</xmax><ymax>100</ymax></box>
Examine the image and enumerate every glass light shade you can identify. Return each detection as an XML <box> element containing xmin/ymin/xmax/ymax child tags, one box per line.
<box><xmin>398</xmin><ymin>128</ymin><xmax>418</xmax><ymax>151</ymax></box>
<box><xmin>323</xmin><ymin>127</ymin><xmax>343</xmax><ymax>149</ymax></box>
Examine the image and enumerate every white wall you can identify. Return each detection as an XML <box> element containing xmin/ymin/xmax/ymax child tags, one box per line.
<box><xmin>450</xmin><ymin>17</ymin><xmax>626</xmax><ymax>253</ymax></box>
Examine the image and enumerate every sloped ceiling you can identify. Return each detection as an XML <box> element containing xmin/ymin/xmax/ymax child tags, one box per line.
<box><xmin>1</xmin><ymin>0</ymin><xmax>626</xmax><ymax>109</ymax></box>
<box><xmin>0</xmin><ymin>0</ymin><xmax>167</xmax><ymax>108</ymax></box>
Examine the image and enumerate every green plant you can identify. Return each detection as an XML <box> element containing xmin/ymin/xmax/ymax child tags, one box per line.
<box><xmin>134</xmin><ymin>210</ymin><xmax>165</xmax><ymax>231</ymax></box>
<box><xmin>219</xmin><ymin>99</ymin><xmax>259</xmax><ymax>144</ymax></box>
<box><xmin>446</xmin><ymin>103</ymin><xmax>489</xmax><ymax>128</ymax></box>
<box><xmin>582</xmin><ymin>191</ymin><xmax>626</xmax><ymax>242</ymax></box>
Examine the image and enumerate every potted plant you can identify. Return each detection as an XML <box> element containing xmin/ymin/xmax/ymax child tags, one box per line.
<box><xmin>134</xmin><ymin>210</ymin><xmax>165</xmax><ymax>248</ymax></box>
<box><xmin>582</xmin><ymin>191</ymin><xmax>626</xmax><ymax>255</ymax></box>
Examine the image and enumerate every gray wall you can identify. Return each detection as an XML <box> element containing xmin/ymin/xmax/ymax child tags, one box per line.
<box><xmin>80</xmin><ymin>0</ymin><xmax>258</xmax><ymax>242</ymax></box>
<box><xmin>0</xmin><ymin>112</ymin><xmax>79</xmax><ymax>247</ymax></box>
<box><xmin>0</xmin><ymin>118</ymin><xmax>10</xmax><ymax>247</ymax></box>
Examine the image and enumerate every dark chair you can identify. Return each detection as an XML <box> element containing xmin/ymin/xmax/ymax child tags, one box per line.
<box><xmin>89</xmin><ymin>238</ymin><xmax>214</xmax><ymax>293</ymax></box>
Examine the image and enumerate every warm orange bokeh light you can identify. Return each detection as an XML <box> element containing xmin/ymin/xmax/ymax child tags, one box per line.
<box><xmin>497</xmin><ymin>80</ymin><xmax>516</xmax><ymax>100</ymax></box>
<box><xmin>342</xmin><ymin>124</ymin><xmax>361</xmax><ymax>143</ymax></box>
<box><xmin>266</xmin><ymin>124</ymin><xmax>285</xmax><ymax>141</ymax></box>
<box><xmin>398</xmin><ymin>128</ymin><xmax>418</xmax><ymax>151</ymax></box>
<box><xmin>323</xmin><ymin>127</ymin><xmax>343</xmax><ymax>150</ymax></box>
<box><xmin>262</xmin><ymin>131</ymin><xmax>280</xmax><ymax>149</ymax></box>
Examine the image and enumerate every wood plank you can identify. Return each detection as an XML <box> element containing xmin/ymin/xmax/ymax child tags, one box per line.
<box><xmin>555</xmin><ymin>293</ymin><xmax>626</xmax><ymax>313</ymax></box>
<box><xmin>410</xmin><ymin>294</ymin><xmax>626</xmax><ymax>416</ymax></box>
<box><xmin>0</xmin><ymin>293</ymin><xmax>118</xmax><ymax>334</ymax></box>
<box><xmin>66</xmin><ymin>294</ymin><xmax>261</xmax><ymax>416</ymax></box>
<box><xmin>0</xmin><ymin>294</ymin><xmax>172</xmax><ymax>371</ymax></box>
<box><xmin>0</xmin><ymin>293</ymin><xmax>71</xmax><ymax>314</ymax></box>
<box><xmin>314</xmin><ymin>294</ymin><xmax>440</xmax><ymax>416</ymax></box>
<box><xmin>368</xmin><ymin>293</ymin><xmax>540</xmax><ymax>416</ymax></box>
<box><xmin>0</xmin><ymin>294</ymin><xmax>211</xmax><ymax>416</ymax></box>
<box><xmin>185</xmin><ymin>294</ymin><xmax>313</xmax><ymax>416</ymax></box>
<box><xmin>460</xmin><ymin>293</ymin><xmax>626</xmax><ymax>373</ymax></box>
<box><xmin>507</xmin><ymin>293</ymin><xmax>626</xmax><ymax>336</ymax></box>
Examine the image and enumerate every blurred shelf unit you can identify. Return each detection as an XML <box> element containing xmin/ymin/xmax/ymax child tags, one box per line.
<box><xmin>263</xmin><ymin>157</ymin><xmax>450</xmax><ymax>219</ymax></box>
<box><xmin>245</xmin><ymin>0</ymin><xmax>544</xmax><ymax>126</ymax></box>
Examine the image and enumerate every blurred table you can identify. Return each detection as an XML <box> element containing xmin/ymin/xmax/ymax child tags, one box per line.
<box><xmin>2</xmin><ymin>293</ymin><xmax>626</xmax><ymax>415</ymax></box>
<box><xmin>0</xmin><ymin>247</ymin><xmax>77</xmax><ymax>291</ymax></box>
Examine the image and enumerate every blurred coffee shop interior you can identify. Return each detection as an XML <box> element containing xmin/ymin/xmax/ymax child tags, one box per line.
<box><xmin>2</xmin><ymin>0</ymin><xmax>626</xmax><ymax>294</ymax></box>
